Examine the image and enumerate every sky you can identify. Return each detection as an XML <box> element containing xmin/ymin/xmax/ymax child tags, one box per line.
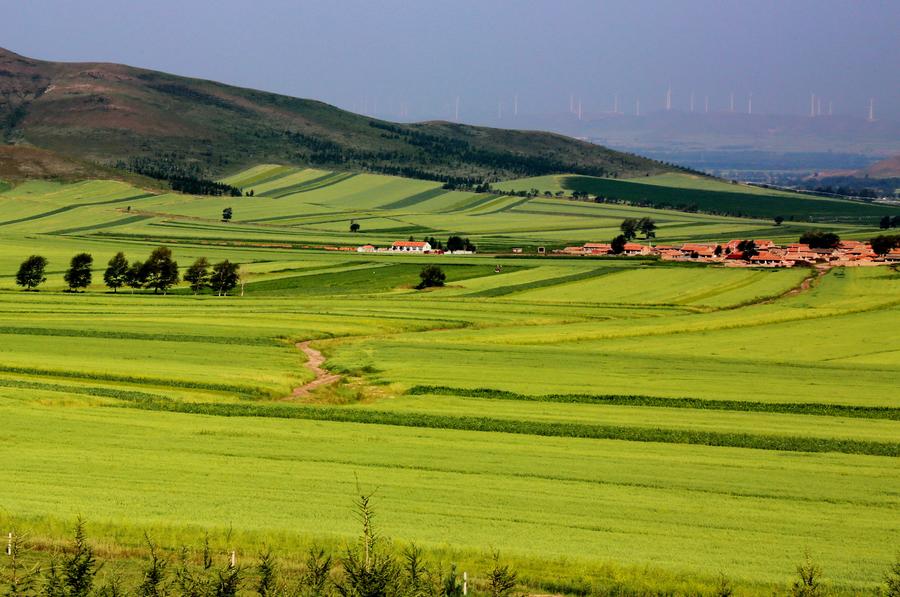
<box><xmin>2</xmin><ymin>0</ymin><xmax>899</xmax><ymax>122</ymax></box>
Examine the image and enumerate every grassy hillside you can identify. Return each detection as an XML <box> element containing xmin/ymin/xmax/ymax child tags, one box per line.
<box><xmin>496</xmin><ymin>172</ymin><xmax>900</xmax><ymax>224</ymax></box>
<box><xmin>0</xmin><ymin>47</ymin><xmax>669</xmax><ymax>182</ymax></box>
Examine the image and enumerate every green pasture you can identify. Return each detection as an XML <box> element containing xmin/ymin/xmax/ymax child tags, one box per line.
<box><xmin>0</xmin><ymin>168</ymin><xmax>897</xmax><ymax>593</ymax></box>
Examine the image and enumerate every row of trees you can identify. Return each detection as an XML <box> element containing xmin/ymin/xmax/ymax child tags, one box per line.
<box><xmin>15</xmin><ymin>248</ymin><xmax>242</xmax><ymax>296</ymax></box>
<box><xmin>880</xmin><ymin>215</ymin><xmax>900</xmax><ymax>230</ymax></box>
<box><xmin>619</xmin><ymin>218</ymin><xmax>657</xmax><ymax>240</ymax></box>
<box><xmin>1</xmin><ymin>495</ymin><xmax>521</xmax><ymax>597</ymax></box>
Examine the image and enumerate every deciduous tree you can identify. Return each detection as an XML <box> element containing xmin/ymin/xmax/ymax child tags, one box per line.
<box><xmin>620</xmin><ymin>218</ymin><xmax>639</xmax><ymax>240</ymax></box>
<box><xmin>210</xmin><ymin>260</ymin><xmax>240</xmax><ymax>296</ymax></box>
<box><xmin>144</xmin><ymin>247</ymin><xmax>179</xmax><ymax>294</ymax></box>
<box><xmin>184</xmin><ymin>258</ymin><xmax>211</xmax><ymax>294</ymax></box>
<box><xmin>104</xmin><ymin>252</ymin><xmax>129</xmax><ymax>293</ymax></box>
<box><xmin>16</xmin><ymin>255</ymin><xmax>48</xmax><ymax>291</ymax></box>
<box><xmin>64</xmin><ymin>253</ymin><xmax>93</xmax><ymax>292</ymax></box>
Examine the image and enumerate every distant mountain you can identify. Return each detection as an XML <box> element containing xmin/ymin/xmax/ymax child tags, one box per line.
<box><xmin>471</xmin><ymin>110</ymin><xmax>900</xmax><ymax>157</ymax></box>
<box><xmin>857</xmin><ymin>154</ymin><xmax>900</xmax><ymax>178</ymax></box>
<box><xmin>0</xmin><ymin>47</ymin><xmax>669</xmax><ymax>182</ymax></box>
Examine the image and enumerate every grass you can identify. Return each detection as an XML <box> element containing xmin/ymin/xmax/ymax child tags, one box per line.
<box><xmin>0</xmin><ymin>168</ymin><xmax>897</xmax><ymax>593</ymax></box>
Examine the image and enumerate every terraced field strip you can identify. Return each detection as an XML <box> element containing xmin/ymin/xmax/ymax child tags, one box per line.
<box><xmin>106</xmin><ymin>397</ymin><xmax>900</xmax><ymax>456</ymax></box>
<box><xmin>466</xmin><ymin>266</ymin><xmax>615</xmax><ymax>297</ymax></box>
<box><xmin>0</xmin><ymin>192</ymin><xmax>157</xmax><ymax>226</ymax></box>
<box><xmin>408</xmin><ymin>386</ymin><xmax>900</xmax><ymax>420</ymax></box>
<box><xmin>259</xmin><ymin>172</ymin><xmax>357</xmax><ymax>198</ymax></box>
<box><xmin>50</xmin><ymin>214</ymin><xmax>154</xmax><ymax>235</ymax></box>
<box><xmin>222</xmin><ymin>165</ymin><xmax>297</xmax><ymax>188</ymax></box>
<box><xmin>380</xmin><ymin>187</ymin><xmax>448</xmax><ymax>210</ymax></box>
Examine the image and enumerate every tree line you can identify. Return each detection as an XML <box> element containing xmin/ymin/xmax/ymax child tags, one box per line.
<box><xmin>116</xmin><ymin>157</ymin><xmax>242</xmax><ymax>197</ymax></box>
<box><xmin>15</xmin><ymin>248</ymin><xmax>242</xmax><ymax>296</ymax></box>
<box><xmin>0</xmin><ymin>494</ymin><xmax>522</xmax><ymax>597</ymax></box>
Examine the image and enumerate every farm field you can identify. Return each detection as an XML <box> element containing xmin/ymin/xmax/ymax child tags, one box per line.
<box><xmin>496</xmin><ymin>172</ymin><xmax>900</xmax><ymax>224</ymax></box>
<box><xmin>0</xmin><ymin>168</ymin><xmax>898</xmax><ymax>594</ymax></box>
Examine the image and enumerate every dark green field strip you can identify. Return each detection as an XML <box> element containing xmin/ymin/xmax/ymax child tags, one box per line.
<box><xmin>0</xmin><ymin>377</ymin><xmax>193</xmax><ymax>404</ymax></box>
<box><xmin>258</xmin><ymin>172</ymin><xmax>356</xmax><ymax>198</ymax></box>
<box><xmin>466</xmin><ymin>267</ymin><xmax>614</xmax><ymax>297</ymax></box>
<box><xmin>0</xmin><ymin>192</ymin><xmax>157</xmax><ymax>226</ymax></box>
<box><xmin>563</xmin><ymin>176</ymin><xmax>900</xmax><ymax>223</ymax></box>
<box><xmin>110</xmin><ymin>398</ymin><xmax>900</xmax><ymax>457</ymax></box>
<box><xmin>379</xmin><ymin>187</ymin><xmax>448</xmax><ymax>210</ymax></box>
<box><xmin>50</xmin><ymin>214</ymin><xmax>153</xmax><ymax>235</ymax></box>
<box><xmin>409</xmin><ymin>386</ymin><xmax>900</xmax><ymax>420</ymax></box>
<box><xmin>0</xmin><ymin>366</ymin><xmax>269</xmax><ymax>397</ymax></box>
<box><xmin>0</xmin><ymin>326</ymin><xmax>276</xmax><ymax>346</ymax></box>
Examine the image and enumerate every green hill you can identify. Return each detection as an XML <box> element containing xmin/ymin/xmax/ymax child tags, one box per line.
<box><xmin>0</xmin><ymin>47</ymin><xmax>668</xmax><ymax>182</ymax></box>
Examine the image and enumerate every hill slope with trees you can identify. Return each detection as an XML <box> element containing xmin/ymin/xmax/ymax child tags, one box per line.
<box><xmin>0</xmin><ymin>47</ymin><xmax>670</xmax><ymax>183</ymax></box>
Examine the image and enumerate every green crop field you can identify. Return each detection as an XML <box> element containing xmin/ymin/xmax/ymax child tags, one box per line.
<box><xmin>0</xmin><ymin>167</ymin><xmax>897</xmax><ymax>595</ymax></box>
<box><xmin>496</xmin><ymin>172</ymin><xmax>900</xmax><ymax>224</ymax></box>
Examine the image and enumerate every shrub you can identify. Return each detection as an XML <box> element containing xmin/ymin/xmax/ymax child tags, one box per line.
<box><xmin>417</xmin><ymin>265</ymin><xmax>446</xmax><ymax>289</ymax></box>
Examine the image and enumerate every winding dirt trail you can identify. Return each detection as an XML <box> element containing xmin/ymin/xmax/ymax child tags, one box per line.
<box><xmin>289</xmin><ymin>341</ymin><xmax>341</xmax><ymax>398</ymax></box>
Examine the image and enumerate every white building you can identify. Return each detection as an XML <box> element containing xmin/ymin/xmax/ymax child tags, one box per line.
<box><xmin>389</xmin><ymin>241</ymin><xmax>432</xmax><ymax>253</ymax></box>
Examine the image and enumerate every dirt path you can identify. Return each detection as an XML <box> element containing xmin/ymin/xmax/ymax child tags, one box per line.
<box><xmin>784</xmin><ymin>266</ymin><xmax>829</xmax><ymax>296</ymax></box>
<box><xmin>289</xmin><ymin>341</ymin><xmax>342</xmax><ymax>398</ymax></box>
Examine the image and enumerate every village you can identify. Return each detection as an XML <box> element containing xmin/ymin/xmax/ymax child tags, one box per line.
<box><xmin>555</xmin><ymin>238</ymin><xmax>900</xmax><ymax>267</ymax></box>
<box><xmin>327</xmin><ymin>237</ymin><xmax>900</xmax><ymax>268</ymax></box>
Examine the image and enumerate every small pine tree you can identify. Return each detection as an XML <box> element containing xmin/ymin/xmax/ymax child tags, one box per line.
<box><xmin>486</xmin><ymin>552</ymin><xmax>517</xmax><ymax>597</ymax></box>
<box><xmin>400</xmin><ymin>544</ymin><xmax>432</xmax><ymax>597</ymax></box>
<box><xmin>1</xmin><ymin>531</ymin><xmax>41</xmax><ymax>597</ymax></box>
<box><xmin>440</xmin><ymin>565</ymin><xmax>464</xmax><ymax>597</ymax></box>
<box><xmin>298</xmin><ymin>546</ymin><xmax>332</xmax><ymax>597</ymax></box>
<box><xmin>714</xmin><ymin>573</ymin><xmax>734</xmax><ymax>597</ymax></box>
<box><xmin>222</xmin><ymin>207</ymin><xmax>233</xmax><ymax>222</ymax></box>
<box><xmin>41</xmin><ymin>555</ymin><xmax>65</xmax><ymax>597</ymax></box>
<box><xmin>103</xmin><ymin>252</ymin><xmax>129</xmax><ymax>293</ymax></box>
<box><xmin>790</xmin><ymin>551</ymin><xmax>825</xmax><ymax>597</ymax></box>
<box><xmin>335</xmin><ymin>492</ymin><xmax>398</xmax><ymax>597</ymax></box>
<box><xmin>63</xmin><ymin>518</ymin><xmax>97</xmax><ymax>597</ymax></box>
<box><xmin>255</xmin><ymin>548</ymin><xmax>278</xmax><ymax>597</ymax></box>
<box><xmin>138</xmin><ymin>534</ymin><xmax>168</xmax><ymax>597</ymax></box>
<box><xmin>884</xmin><ymin>553</ymin><xmax>900</xmax><ymax>597</ymax></box>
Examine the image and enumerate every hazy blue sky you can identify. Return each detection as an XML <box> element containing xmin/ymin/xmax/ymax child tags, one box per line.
<box><xmin>3</xmin><ymin>0</ymin><xmax>899</xmax><ymax>121</ymax></box>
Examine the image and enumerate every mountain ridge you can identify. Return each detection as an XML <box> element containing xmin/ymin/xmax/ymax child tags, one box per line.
<box><xmin>0</xmin><ymin>47</ymin><xmax>670</xmax><ymax>182</ymax></box>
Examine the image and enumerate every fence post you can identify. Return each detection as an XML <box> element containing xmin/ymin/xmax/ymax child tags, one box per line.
<box><xmin>230</xmin><ymin>550</ymin><xmax>236</xmax><ymax>568</ymax></box>
<box><xmin>463</xmin><ymin>571</ymin><xmax>468</xmax><ymax>595</ymax></box>
<box><xmin>6</xmin><ymin>532</ymin><xmax>11</xmax><ymax>556</ymax></box>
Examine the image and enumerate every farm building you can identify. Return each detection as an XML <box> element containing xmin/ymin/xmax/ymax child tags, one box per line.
<box><xmin>357</xmin><ymin>245</ymin><xmax>376</xmax><ymax>253</ymax></box>
<box><xmin>390</xmin><ymin>241</ymin><xmax>432</xmax><ymax>253</ymax></box>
